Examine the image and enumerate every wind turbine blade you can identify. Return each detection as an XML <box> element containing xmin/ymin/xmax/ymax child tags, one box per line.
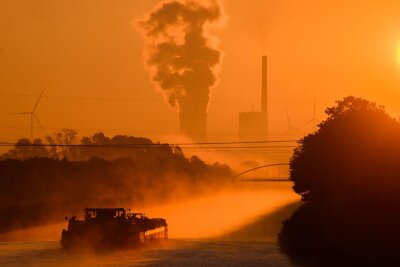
<box><xmin>298</xmin><ymin>119</ymin><xmax>314</xmax><ymax>129</ymax></box>
<box><xmin>11</xmin><ymin>112</ymin><xmax>32</xmax><ymax>115</ymax></box>
<box><xmin>32</xmin><ymin>90</ymin><xmax>45</xmax><ymax>113</ymax></box>
<box><xmin>33</xmin><ymin>114</ymin><xmax>44</xmax><ymax>128</ymax></box>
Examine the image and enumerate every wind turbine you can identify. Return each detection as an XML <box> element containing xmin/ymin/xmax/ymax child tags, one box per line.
<box><xmin>12</xmin><ymin>90</ymin><xmax>45</xmax><ymax>140</ymax></box>
<box><xmin>298</xmin><ymin>94</ymin><xmax>320</xmax><ymax>132</ymax></box>
<box><xmin>285</xmin><ymin>108</ymin><xmax>294</xmax><ymax>138</ymax></box>
<box><xmin>284</xmin><ymin>108</ymin><xmax>303</xmax><ymax>138</ymax></box>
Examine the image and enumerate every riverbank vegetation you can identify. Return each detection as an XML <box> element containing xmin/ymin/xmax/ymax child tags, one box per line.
<box><xmin>0</xmin><ymin>134</ymin><xmax>231</xmax><ymax>233</ymax></box>
<box><xmin>279</xmin><ymin>96</ymin><xmax>400</xmax><ymax>266</ymax></box>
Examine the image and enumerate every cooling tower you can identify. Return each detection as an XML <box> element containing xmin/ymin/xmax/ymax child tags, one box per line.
<box><xmin>179</xmin><ymin>101</ymin><xmax>207</xmax><ymax>142</ymax></box>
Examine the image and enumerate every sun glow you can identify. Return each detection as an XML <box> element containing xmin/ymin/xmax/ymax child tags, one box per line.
<box><xmin>145</xmin><ymin>189</ymin><xmax>299</xmax><ymax>239</ymax></box>
<box><xmin>397</xmin><ymin>46</ymin><xmax>400</xmax><ymax>64</ymax></box>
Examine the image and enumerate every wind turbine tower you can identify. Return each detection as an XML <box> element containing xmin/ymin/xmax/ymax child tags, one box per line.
<box><xmin>298</xmin><ymin>94</ymin><xmax>319</xmax><ymax>132</ymax></box>
<box><xmin>285</xmin><ymin>108</ymin><xmax>293</xmax><ymax>138</ymax></box>
<box><xmin>13</xmin><ymin>90</ymin><xmax>45</xmax><ymax>140</ymax></box>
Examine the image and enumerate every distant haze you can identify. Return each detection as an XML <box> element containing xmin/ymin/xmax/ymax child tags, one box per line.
<box><xmin>1</xmin><ymin>0</ymin><xmax>400</xmax><ymax>148</ymax></box>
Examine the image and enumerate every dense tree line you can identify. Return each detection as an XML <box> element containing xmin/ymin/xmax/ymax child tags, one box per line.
<box><xmin>279</xmin><ymin>96</ymin><xmax>400</xmax><ymax>266</ymax></box>
<box><xmin>1</xmin><ymin>130</ymin><xmax>184</xmax><ymax>161</ymax></box>
<box><xmin>0</xmin><ymin>133</ymin><xmax>232</xmax><ymax>233</ymax></box>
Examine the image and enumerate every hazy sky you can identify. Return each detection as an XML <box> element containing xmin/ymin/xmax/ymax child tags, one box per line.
<box><xmin>1</xmin><ymin>0</ymin><xmax>400</xmax><ymax>144</ymax></box>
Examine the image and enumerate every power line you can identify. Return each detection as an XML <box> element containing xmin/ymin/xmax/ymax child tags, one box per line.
<box><xmin>237</xmin><ymin>178</ymin><xmax>290</xmax><ymax>182</ymax></box>
<box><xmin>0</xmin><ymin>124</ymin><xmax>309</xmax><ymax>136</ymax></box>
<box><xmin>0</xmin><ymin>139</ymin><xmax>298</xmax><ymax>146</ymax></box>
<box><xmin>0</xmin><ymin>93</ymin><xmax>333</xmax><ymax>104</ymax></box>
<box><xmin>177</xmin><ymin>150</ymin><xmax>294</xmax><ymax>153</ymax></box>
<box><xmin>0</xmin><ymin>143</ymin><xmax>297</xmax><ymax>149</ymax></box>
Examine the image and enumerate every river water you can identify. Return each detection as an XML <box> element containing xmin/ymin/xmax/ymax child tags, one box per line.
<box><xmin>0</xmin><ymin>186</ymin><xmax>299</xmax><ymax>266</ymax></box>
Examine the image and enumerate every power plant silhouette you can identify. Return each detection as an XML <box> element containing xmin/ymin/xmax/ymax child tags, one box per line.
<box><xmin>238</xmin><ymin>56</ymin><xmax>269</xmax><ymax>142</ymax></box>
<box><xmin>179</xmin><ymin>55</ymin><xmax>269</xmax><ymax>142</ymax></box>
<box><xmin>7</xmin><ymin>56</ymin><xmax>317</xmax><ymax>144</ymax></box>
<box><xmin>179</xmin><ymin>100</ymin><xmax>208</xmax><ymax>142</ymax></box>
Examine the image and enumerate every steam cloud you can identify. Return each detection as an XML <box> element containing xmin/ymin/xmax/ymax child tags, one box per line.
<box><xmin>139</xmin><ymin>0</ymin><xmax>224</xmax><ymax>112</ymax></box>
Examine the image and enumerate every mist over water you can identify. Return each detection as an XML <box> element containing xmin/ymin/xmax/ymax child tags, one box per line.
<box><xmin>0</xmin><ymin>185</ymin><xmax>298</xmax><ymax>266</ymax></box>
<box><xmin>146</xmin><ymin>187</ymin><xmax>298</xmax><ymax>239</ymax></box>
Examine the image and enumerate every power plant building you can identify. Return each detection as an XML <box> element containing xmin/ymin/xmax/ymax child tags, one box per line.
<box><xmin>239</xmin><ymin>56</ymin><xmax>269</xmax><ymax>141</ymax></box>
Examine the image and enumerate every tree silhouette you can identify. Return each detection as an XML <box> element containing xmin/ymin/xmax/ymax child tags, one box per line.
<box><xmin>0</xmin><ymin>133</ymin><xmax>232</xmax><ymax>233</ymax></box>
<box><xmin>1</xmin><ymin>138</ymin><xmax>49</xmax><ymax>160</ymax></box>
<box><xmin>79</xmin><ymin>132</ymin><xmax>160</xmax><ymax>161</ymax></box>
<box><xmin>290</xmin><ymin>96</ymin><xmax>400</xmax><ymax>202</ymax></box>
<box><xmin>45</xmin><ymin>128</ymin><xmax>78</xmax><ymax>159</ymax></box>
<box><xmin>279</xmin><ymin>96</ymin><xmax>400</xmax><ymax>266</ymax></box>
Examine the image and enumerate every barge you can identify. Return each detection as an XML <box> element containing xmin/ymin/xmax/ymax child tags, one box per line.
<box><xmin>60</xmin><ymin>208</ymin><xmax>168</xmax><ymax>250</ymax></box>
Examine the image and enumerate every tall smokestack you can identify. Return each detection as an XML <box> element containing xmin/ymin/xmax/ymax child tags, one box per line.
<box><xmin>261</xmin><ymin>55</ymin><xmax>268</xmax><ymax>135</ymax></box>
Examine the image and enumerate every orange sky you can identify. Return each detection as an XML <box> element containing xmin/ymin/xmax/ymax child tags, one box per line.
<box><xmin>1</xmin><ymin>0</ymin><xmax>400</xmax><ymax>148</ymax></box>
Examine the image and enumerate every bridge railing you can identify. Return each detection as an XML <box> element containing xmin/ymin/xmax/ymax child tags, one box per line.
<box><xmin>233</xmin><ymin>163</ymin><xmax>291</xmax><ymax>183</ymax></box>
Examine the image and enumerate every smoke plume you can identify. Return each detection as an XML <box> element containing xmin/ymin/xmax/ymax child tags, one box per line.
<box><xmin>139</xmin><ymin>0</ymin><xmax>224</xmax><ymax>113</ymax></box>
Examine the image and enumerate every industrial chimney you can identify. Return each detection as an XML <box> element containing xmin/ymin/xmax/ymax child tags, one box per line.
<box><xmin>261</xmin><ymin>56</ymin><xmax>268</xmax><ymax>122</ymax></box>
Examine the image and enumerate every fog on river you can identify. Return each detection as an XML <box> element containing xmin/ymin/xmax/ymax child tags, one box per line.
<box><xmin>0</xmin><ymin>185</ymin><xmax>299</xmax><ymax>267</ymax></box>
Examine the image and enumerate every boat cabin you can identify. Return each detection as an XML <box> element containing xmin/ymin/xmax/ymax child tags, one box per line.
<box><xmin>84</xmin><ymin>208</ymin><xmax>126</xmax><ymax>221</ymax></box>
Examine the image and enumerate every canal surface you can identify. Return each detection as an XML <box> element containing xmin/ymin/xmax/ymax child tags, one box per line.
<box><xmin>0</xmin><ymin>187</ymin><xmax>299</xmax><ymax>266</ymax></box>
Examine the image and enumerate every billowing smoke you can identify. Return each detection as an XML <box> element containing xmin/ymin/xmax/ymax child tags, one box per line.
<box><xmin>139</xmin><ymin>0</ymin><xmax>224</xmax><ymax>140</ymax></box>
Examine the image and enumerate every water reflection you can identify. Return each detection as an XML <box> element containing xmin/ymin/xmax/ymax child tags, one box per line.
<box><xmin>0</xmin><ymin>187</ymin><xmax>299</xmax><ymax>266</ymax></box>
